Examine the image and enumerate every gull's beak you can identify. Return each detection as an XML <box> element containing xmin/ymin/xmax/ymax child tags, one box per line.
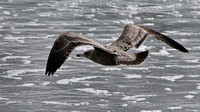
<box><xmin>76</xmin><ymin>53</ymin><xmax>84</xmax><ymax>57</ymax></box>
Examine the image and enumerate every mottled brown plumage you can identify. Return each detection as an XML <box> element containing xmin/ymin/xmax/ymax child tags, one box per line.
<box><xmin>45</xmin><ymin>24</ymin><xmax>188</xmax><ymax>76</ymax></box>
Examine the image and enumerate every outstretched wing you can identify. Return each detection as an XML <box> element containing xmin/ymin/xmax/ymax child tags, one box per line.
<box><xmin>110</xmin><ymin>24</ymin><xmax>188</xmax><ymax>53</ymax></box>
<box><xmin>45</xmin><ymin>32</ymin><xmax>112</xmax><ymax>76</ymax></box>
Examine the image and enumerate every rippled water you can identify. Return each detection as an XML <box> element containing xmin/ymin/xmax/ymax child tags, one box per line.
<box><xmin>0</xmin><ymin>0</ymin><xmax>200</xmax><ymax>111</ymax></box>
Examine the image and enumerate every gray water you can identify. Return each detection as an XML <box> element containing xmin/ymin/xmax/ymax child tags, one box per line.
<box><xmin>0</xmin><ymin>0</ymin><xmax>200</xmax><ymax>111</ymax></box>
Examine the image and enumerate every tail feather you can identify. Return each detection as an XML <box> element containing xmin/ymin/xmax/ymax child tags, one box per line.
<box><xmin>134</xmin><ymin>50</ymin><xmax>149</xmax><ymax>65</ymax></box>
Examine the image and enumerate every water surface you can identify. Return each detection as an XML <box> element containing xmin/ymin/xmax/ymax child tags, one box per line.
<box><xmin>0</xmin><ymin>0</ymin><xmax>200</xmax><ymax>111</ymax></box>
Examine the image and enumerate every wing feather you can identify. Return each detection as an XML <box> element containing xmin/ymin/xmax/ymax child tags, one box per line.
<box><xmin>45</xmin><ymin>32</ymin><xmax>112</xmax><ymax>76</ymax></box>
<box><xmin>110</xmin><ymin>24</ymin><xmax>188</xmax><ymax>53</ymax></box>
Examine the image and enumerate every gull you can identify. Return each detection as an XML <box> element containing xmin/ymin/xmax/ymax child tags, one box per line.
<box><xmin>45</xmin><ymin>24</ymin><xmax>188</xmax><ymax>76</ymax></box>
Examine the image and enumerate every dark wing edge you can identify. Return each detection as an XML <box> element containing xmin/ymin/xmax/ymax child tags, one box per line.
<box><xmin>110</xmin><ymin>24</ymin><xmax>189</xmax><ymax>53</ymax></box>
<box><xmin>139</xmin><ymin>26</ymin><xmax>189</xmax><ymax>53</ymax></box>
<box><xmin>116</xmin><ymin>50</ymin><xmax>149</xmax><ymax>65</ymax></box>
<box><xmin>45</xmin><ymin>32</ymin><xmax>111</xmax><ymax>76</ymax></box>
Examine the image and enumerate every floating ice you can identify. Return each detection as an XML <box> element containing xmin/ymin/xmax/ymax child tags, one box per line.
<box><xmin>56</xmin><ymin>76</ymin><xmax>99</xmax><ymax>84</ymax></box>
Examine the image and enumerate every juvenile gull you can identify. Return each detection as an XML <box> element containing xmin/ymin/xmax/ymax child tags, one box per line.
<box><xmin>45</xmin><ymin>24</ymin><xmax>188</xmax><ymax>76</ymax></box>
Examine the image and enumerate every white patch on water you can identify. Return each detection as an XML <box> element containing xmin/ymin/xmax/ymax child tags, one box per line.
<box><xmin>164</xmin><ymin>30</ymin><xmax>200</xmax><ymax>36</ymax></box>
<box><xmin>166</xmin><ymin>65</ymin><xmax>200</xmax><ymax>68</ymax></box>
<box><xmin>0</xmin><ymin>97</ymin><xmax>9</xmax><ymax>100</ymax></box>
<box><xmin>140</xmin><ymin>110</ymin><xmax>162</xmax><ymax>112</ymax></box>
<box><xmin>119</xmin><ymin>19</ymin><xmax>134</xmax><ymax>24</ymax></box>
<box><xmin>101</xmin><ymin>67</ymin><xmax>121</xmax><ymax>71</ymax></box>
<box><xmin>21</xmin><ymin>60</ymin><xmax>31</xmax><ymax>64</ymax></box>
<box><xmin>124</xmin><ymin>74</ymin><xmax>142</xmax><ymax>79</ymax></box>
<box><xmin>18</xmin><ymin>83</ymin><xmax>34</xmax><ymax>87</ymax></box>
<box><xmin>56</xmin><ymin>76</ymin><xmax>99</xmax><ymax>84</ymax></box>
<box><xmin>42</xmin><ymin>101</ymin><xmax>89</xmax><ymax>106</ymax></box>
<box><xmin>124</xmin><ymin>67</ymin><xmax>149</xmax><ymax>71</ymax></box>
<box><xmin>6</xmin><ymin>101</ymin><xmax>22</xmax><ymax>104</ymax></box>
<box><xmin>184</xmin><ymin>95</ymin><xmax>194</xmax><ymax>99</ymax></box>
<box><xmin>4</xmin><ymin>69</ymin><xmax>43</xmax><ymax>80</ymax></box>
<box><xmin>40</xmin><ymin>81</ymin><xmax>50</xmax><ymax>86</ymax></box>
<box><xmin>184</xmin><ymin>59</ymin><xmax>199</xmax><ymax>63</ymax></box>
<box><xmin>97</xmin><ymin>38</ymin><xmax>114</xmax><ymax>42</ymax></box>
<box><xmin>4</xmin><ymin>36</ymin><xmax>39</xmax><ymax>43</ymax></box>
<box><xmin>75</xmin><ymin>46</ymin><xmax>93</xmax><ymax>51</ymax></box>
<box><xmin>122</xmin><ymin>94</ymin><xmax>157</xmax><ymax>102</ymax></box>
<box><xmin>77</xmin><ymin>88</ymin><xmax>111</xmax><ymax>96</ymax></box>
<box><xmin>168</xmin><ymin>106</ymin><xmax>182</xmax><ymax>110</ymax></box>
<box><xmin>151</xmin><ymin>47</ymin><xmax>170</xmax><ymax>56</ymax></box>
<box><xmin>146</xmin><ymin>75</ymin><xmax>184</xmax><ymax>82</ymax></box>
<box><xmin>2</xmin><ymin>55</ymin><xmax>31</xmax><ymax>62</ymax></box>
<box><xmin>88</xmin><ymin>28</ymin><xmax>96</xmax><ymax>31</ymax></box>
<box><xmin>164</xmin><ymin>88</ymin><xmax>172</xmax><ymax>92</ymax></box>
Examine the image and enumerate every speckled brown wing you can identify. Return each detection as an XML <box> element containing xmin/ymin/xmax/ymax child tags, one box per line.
<box><xmin>110</xmin><ymin>24</ymin><xmax>149</xmax><ymax>51</ymax></box>
<box><xmin>116</xmin><ymin>50</ymin><xmax>149</xmax><ymax>65</ymax></box>
<box><xmin>110</xmin><ymin>24</ymin><xmax>189</xmax><ymax>53</ymax></box>
<box><xmin>45</xmin><ymin>32</ymin><xmax>112</xmax><ymax>76</ymax></box>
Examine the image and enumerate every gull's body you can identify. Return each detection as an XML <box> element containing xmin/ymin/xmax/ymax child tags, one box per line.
<box><xmin>45</xmin><ymin>24</ymin><xmax>188</xmax><ymax>76</ymax></box>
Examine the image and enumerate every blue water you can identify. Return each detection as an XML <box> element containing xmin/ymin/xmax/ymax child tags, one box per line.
<box><xmin>0</xmin><ymin>0</ymin><xmax>200</xmax><ymax>111</ymax></box>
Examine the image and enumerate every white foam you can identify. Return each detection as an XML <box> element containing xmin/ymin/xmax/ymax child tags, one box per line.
<box><xmin>18</xmin><ymin>83</ymin><xmax>34</xmax><ymax>87</ymax></box>
<box><xmin>168</xmin><ymin>106</ymin><xmax>182</xmax><ymax>110</ymax></box>
<box><xmin>77</xmin><ymin>88</ymin><xmax>111</xmax><ymax>96</ymax></box>
<box><xmin>21</xmin><ymin>60</ymin><xmax>31</xmax><ymax>64</ymax></box>
<box><xmin>166</xmin><ymin>65</ymin><xmax>200</xmax><ymax>68</ymax></box>
<box><xmin>146</xmin><ymin>75</ymin><xmax>184</xmax><ymax>82</ymax></box>
<box><xmin>88</xmin><ymin>28</ymin><xmax>96</xmax><ymax>31</ymax></box>
<box><xmin>75</xmin><ymin>46</ymin><xmax>93</xmax><ymax>51</ymax></box>
<box><xmin>151</xmin><ymin>47</ymin><xmax>170</xmax><ymax>56</ymax></box>
<box><xmin>122</xmin><ymin>94</ymin><xmax>157</xmax><ymax>101</ymax></box>
<box><xmin>40</xmin><ymin>81</ymin><xmax>50</xmax><ymax>86</ymax></box>
<box><xmin>124</xmin><ymin>74</ymin><xmax>142</xmax><ymax>79</ymax></box>
<box><xmin>164</xmin><ymin>88</ymin><xmax>172</xmax><ymax>92</ymax></box>
<box><xmin>4</xmin><ymin>36</ymin><xmax>39</xmax><ymax>43</ymax></box>
<box><xmin>0</xmin><ymin>97</ymin><xmax>9</xmax><ymax>100</ymax></box>
<box><xmin>4</xmin><ymin>69</ymin><xmax>43</xmax><ymax>80</ymax></box>
<box><xmin>56</xmin><ymin>76</ymin><xmax>99</xmax><ymax>84</ymax></box>
<box><xmin>119</xmin><ymin>19</ymin><xmax>134</xmax><ymax>24</ymax></box>
<box><xmin>140</xmin><ymin>110</ymin><xmax>162</xmax><ymax>112</ymax></box>
<box><xmin>42</xmin><ymin>101</ymin><xmax>89</xmax><ymax>106</ymax></box>
<box><xmin>124</xmin><ymin>67</ymin><xmax>148</xmax><ymax>70</ymax></box>
<box><xmin>184</xmin><ymin>95</ymin><xmax>194</xmax><ymax>99</ymax></box>
<box><xmin>101</xmin><ymin>67</ymin><xmax>121</xmax><ymax>71</ymax></box>
<box><xmin>184</xmin><ymin>59</ymin><xmax>199</xmax><ymax>63</ymax></box>
<box><xmin>2</xmin><ymin>55</ymin><xmax>31</xmax><ymax>61</ymax></box>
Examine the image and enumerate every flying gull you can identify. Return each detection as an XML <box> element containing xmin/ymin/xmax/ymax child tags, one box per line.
<box><xmin>45</xmin><ymin>24</ymin><xmax>188</xmax><ymax>76</ymax></box>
